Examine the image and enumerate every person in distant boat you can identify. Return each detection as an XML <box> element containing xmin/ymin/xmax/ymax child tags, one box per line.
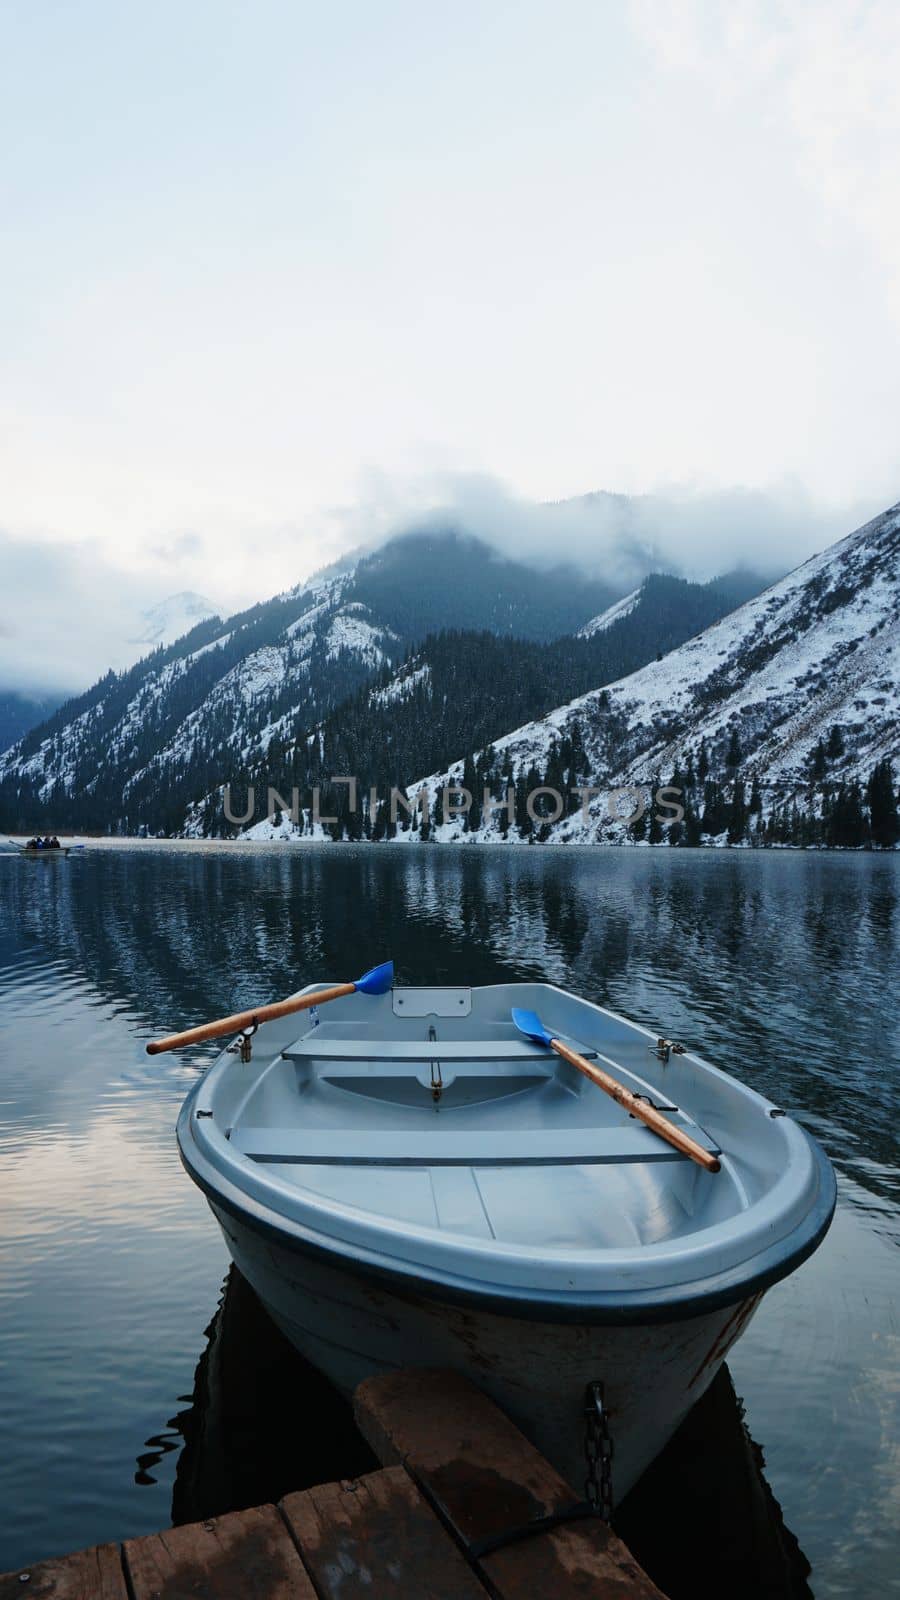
<box><xmin>50</xmin><ymin>836</ymin><xmax>61</xmax><ymax>849</ymax></box>
<box><xmin>26</xmin><ymin>838</ymin><xmax>38</xmax><ymax>849</ymax></box>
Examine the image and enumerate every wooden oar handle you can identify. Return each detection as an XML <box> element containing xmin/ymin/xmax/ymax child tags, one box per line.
<box><xmin>145</xmin><ymin>982</ymin><xmax>356</xmax><ymax>1055</ymax></box>
<box><xmin>551</xmin><ymin>1039</ymin><xmax>721</xmax><ymax>1173</ymax></box>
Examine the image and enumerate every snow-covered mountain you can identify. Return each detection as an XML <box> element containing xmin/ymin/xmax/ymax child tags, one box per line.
<box><xmin>0</xmin><ymin>558</ymin><xmax>387</xmax><ymax>834</ymax></box>
<box><xmin>131</xmin><ymin>591</ymin><xmax>217</xmax><ymax>647</ymax></box>
<box><xmin>4</xmin><ymin>497</ymin><xmax>893</xmax><ymax>846</ymax></box>
<box><xmin>414</xmin><ymin>503</ymin><xmax>900</xmax><ymax>845</ymax></box>
<box><xmin>0</xmin><ymin>527</ymin><xmax>770</xmax><ymax>837</ymax></box>
<box><xmin>0</xmin><ymin>533</ymin><xmax>626</xmax><ymax>834</ymax></box>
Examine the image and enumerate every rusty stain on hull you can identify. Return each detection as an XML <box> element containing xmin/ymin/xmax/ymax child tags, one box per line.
<box><xmin>687</xmin><ymin>1293</ymin><xmax>764</xmax><ymax>1390</ymax></box>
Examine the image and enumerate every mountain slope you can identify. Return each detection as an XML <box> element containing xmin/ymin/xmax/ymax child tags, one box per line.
<box><xmin>578</xmin><ymin>590</ymin><xmax>642</xmax><ymax>636</ymax></box>
<box><xmin>344</xmin><ymin>529</ymin><xmax>619</xmax><ymax>641</ymax></box>
<box><xmin>0</xmin><ymin>562</ymin><xmax>381</xmax><ymax>834</ymax></box>
<box><xmin>0</xmin><ymin>690</ymin><xmax>64</xmax><ymax>756</ymax></box>
<box><xmin>200</xmin><ymin>572</ymin><xmax>778</xmax><ymax>840</ymax></box>
<box><xmin>0</xmin><ymin>532</ymin><xmax>769</xmax><ymax>835</ymax></box>
<box><xmin>415</xmin><ymin>503</ymin><xmax>900</xmax><ymax>843</ymax></box>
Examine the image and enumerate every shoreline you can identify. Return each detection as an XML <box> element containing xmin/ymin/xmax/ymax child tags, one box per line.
<box><xmin>5</xmin><ymin>832</ymin><xmax>898</xmax><ymax>856</ymax></box>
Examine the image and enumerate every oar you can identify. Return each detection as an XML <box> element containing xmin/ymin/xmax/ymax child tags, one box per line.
<box><xmin>511</xmin><ymin>1007</ymin><xmax>720</xmax><ymax>1173</ymax></box>
<box><xmin>146</xmin><ymin>960</ymin><xmax>394</xmax><ymax>1056</ymax></box>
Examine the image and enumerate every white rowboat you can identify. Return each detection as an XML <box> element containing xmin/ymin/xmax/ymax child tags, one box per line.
<box><xmin>175</xmin><ymin>978</ymin><xmax>835</xmax><ymax>1504</ymax></box>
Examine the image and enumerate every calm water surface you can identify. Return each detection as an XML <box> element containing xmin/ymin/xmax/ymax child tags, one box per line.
<box><xmin>0</xmin><ymin>843</ymin><xmax>898</xmax><ymax>1595</ymax></box>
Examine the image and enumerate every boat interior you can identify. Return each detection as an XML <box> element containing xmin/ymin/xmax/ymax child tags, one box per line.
<box><xmin>201</xmin><ymin>984</ymin><xmax>786</xmax><ymax>1252</ymax></box>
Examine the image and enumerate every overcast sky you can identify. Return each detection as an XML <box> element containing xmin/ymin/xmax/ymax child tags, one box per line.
<box><xmin>2</xmin><ymin>1</ymin><xmax>899</xmax><ymax>690</ymax></box>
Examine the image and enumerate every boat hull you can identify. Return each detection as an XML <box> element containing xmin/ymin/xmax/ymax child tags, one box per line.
<box><xmin>174</xmin><ymin>977</ymin><xmax>834</xmax><ymax>1502</ymax></box>
<box><xmin>210</xmin><ymin>1197</ymin><xmax>763</xmax><ymax>1505</ymax></box>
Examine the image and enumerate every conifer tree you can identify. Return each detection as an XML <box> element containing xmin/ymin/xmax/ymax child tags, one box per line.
<box><xmin>682</xmin><ymin>798</ymin><xmax>702</xmax><ymax>847</ymax></box>
<box><xmin>826</xmin><ymin>781</ymin><xmax>866</xmax><ymax>847</ymax></box>
<box><xmin>515</xmin><ymin>771</ymin><xmax>532</xmax><ymax>838</ymax></box>
<box><xmin>570</xmin><ymin>719</ymin><xmax>585</xmax><ymax>771</ymax></box>
<box><xmin>701</xmin><ymin>780</ymin><xmax>726</xmax><ymax>836</ymax></box>
<box><xmin>727</xmin><ymin>778</ymin><xmax>747</xmax><ymax>844</ymax></box>
<box><xmin>630</xmin><ymin>788</ymin><xmax>649</xmax><ymax>842</ymax></box>
<box><xmin>867</xmin><ymin>759</ymin><xmax>899</xmax><ymax>847</ymax></box>
<box><xmin>463</xmin><ymin>752</ymin><xmax>479</xmax><ymax>831</ymax></box>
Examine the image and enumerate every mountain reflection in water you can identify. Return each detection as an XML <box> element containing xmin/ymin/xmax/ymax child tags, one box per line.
<box><xmin>0</xmin><ymin>842</ymin><xmax>896</xmax><ymax>1592</ymax></box>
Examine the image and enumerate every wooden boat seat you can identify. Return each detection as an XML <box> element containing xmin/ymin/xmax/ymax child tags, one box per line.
<box><xmin>230</xmin><ymin>1116</ymin><xmax>721</xmax><ymax>1166</ymax></box>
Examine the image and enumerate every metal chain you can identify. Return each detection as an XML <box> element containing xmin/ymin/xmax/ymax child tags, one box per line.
<box><xmin>583</xmin><ymin>1381</ymin><xmax>614</xmax><ymax>1521</ymax></box>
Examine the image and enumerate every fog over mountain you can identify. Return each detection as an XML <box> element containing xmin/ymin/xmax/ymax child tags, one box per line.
<box><xmin>333</xmin><ymin>474</ymin><xmax>875</xmax><ymax>591</ymax></box>
<box><xmin>2</xmin><ymin>478</ymin><xmax>876</xmax><ymax>697</ymax></box>
<box><xmin>0</xmin><ymin>531</ymin><xmax>220</xmax><ymax>695</ymax></box>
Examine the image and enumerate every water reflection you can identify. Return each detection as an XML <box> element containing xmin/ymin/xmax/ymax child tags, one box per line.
<box><xmin>0</xmin><ymin>843</ymin><xmax>898</xmax><ymax>1591</ymax></box>
<box><xmin>163</xmin><ymin>1267</ymin><xmax>376</xmax><ymax>1522</ymax></box>
<box><xmin>163</xmin><ymin>1266</ymin><xmax>812</xmax><ymax>1600</ymax></box>
<box><xmin>2</xmin><ymin>845</ymin><xmax>896</xmax><ymax>1195</ymax></box>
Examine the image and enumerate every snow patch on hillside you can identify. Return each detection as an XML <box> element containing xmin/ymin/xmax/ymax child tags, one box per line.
<box><xmin>326</xmin><ymin>609</ymin><xmax>395</xmax><ymax>666</ymax></box>
<box><xmin>371</xmin><ymin>663</ymin><xmax>431</xmax><ymax>708</ymax></box>
<box><xmin>412</xmin><ymin>502</ymin><xmax>900</xmax><ymax>841</ymax></box>
<box><xmin>185</xmin><ymin>631</ymin><xmax>233</xmax><ymax>664</ymax></box>
<box><xmin>578</xmin><ymin>589</ymin><xmax>641</xmax><ymax>637</ymax></box>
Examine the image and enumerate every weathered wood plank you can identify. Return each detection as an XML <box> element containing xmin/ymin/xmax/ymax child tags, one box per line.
<box><xmin>0</xmin><ymin>1543</ymin><xmax>127</xmax><ymax>1600</ymax></box>
<box><xmin>281</xmin><ymin>1466</ymin><xmax>487</xmax><ymax>1598</ymax></box>
<box><xmin>354</xmin><ymin>1368</ymin><xmax>665</xmax><ymax>1599</ymax></box>
<box><xmin>124</xmin><ymin>1504</ymin><xmax>315</xmax><ymax>1600</ymax></box>
<box><xmin>483</xmin><ymin>1522</ymin><xmax>665</xmax><ymax>1600</ymax></box>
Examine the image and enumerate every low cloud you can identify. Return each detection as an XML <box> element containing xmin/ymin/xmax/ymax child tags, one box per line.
<box><xmin>325</xmin><ymin>470</ymin><xmax>884</xmax><ymax>587</ymax></box>
<box><xmin>0</xmin><ymin>532</ymin><xmax>219</xmax><ymax>694</ymax></box>
<box><xmin>2</xmin><ymin>474</ymin><xmax>890</xmax><ymax>697</ymax></box>
<box><xmin>148</xmin><ymin>530</ymin><xmax>206</xmax><ymax>565</ymax></box>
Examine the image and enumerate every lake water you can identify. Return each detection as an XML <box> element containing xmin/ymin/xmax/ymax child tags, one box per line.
<box><xmin>0</xmin><ymin>842</ymin><xmax>898</xmax><ymax>1595</ymax></box>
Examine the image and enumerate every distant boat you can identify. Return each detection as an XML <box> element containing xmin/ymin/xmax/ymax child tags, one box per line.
<box><xmin>10</xmin><ymin>840</ymin><xmax>71</xmax><ymax>858</ymax></box>
<box><xmin>173</xmin><ymin>977</ymin><xmax>836</xmax><ymax>1506</ymax></box>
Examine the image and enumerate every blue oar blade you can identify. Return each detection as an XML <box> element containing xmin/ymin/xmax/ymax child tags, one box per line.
<box><xmin>511</xmin><ymin>1006</ymin><xmax>553</xmax><ymax>1048</ymax></box>
<box><xmin>354</xmin><ymin>960</ymin><xmax>394</xmax><ymax>996</ymax></box>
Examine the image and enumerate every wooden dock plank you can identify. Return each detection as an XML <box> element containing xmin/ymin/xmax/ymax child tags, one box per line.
<box><xmin>124</xmin><ymin>1504</ymin><xmax>315</xmax><ymax>1600</ymax></box>
<box><xmin>2</xmin><ymin>1371</ymin><xmax>662</xmax><ymax>1600</ymax></box>
<box><xmin>281</xmin><ymin>1466</ymin><xmax>487</xmax><ymax>1599</ymax></box>
<box><xmin>354</xmin><ymin>1368</ymin><xmax>665</xmax><ymax>1599</ymax></box>
<box><xmin>0</xmin><ymin>1543</ymin><xmax>127</xmax><ymax>1600</ymax></box>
